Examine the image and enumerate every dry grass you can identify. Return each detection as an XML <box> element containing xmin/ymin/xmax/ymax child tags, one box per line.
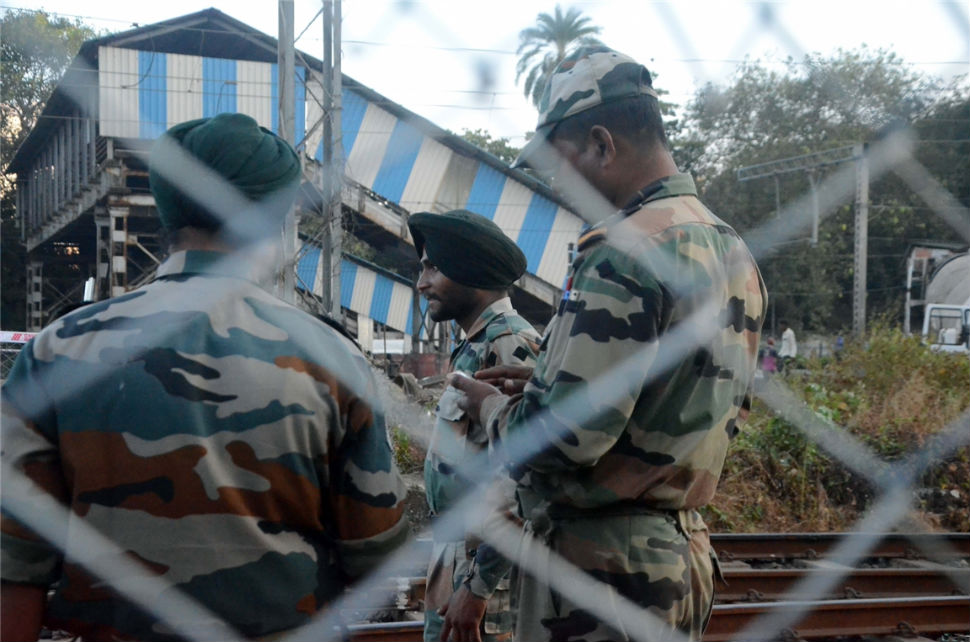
<box><xmin>706</xmin><ymin>322</ymin><xmax>970</xmax><ymax>533</ymax></box>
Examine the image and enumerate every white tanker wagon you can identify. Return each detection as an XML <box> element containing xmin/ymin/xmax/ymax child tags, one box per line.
<box><xmin>922</xmin><ymin>252</ymin><xmax>970</xmax><ymax>353</ymax></box>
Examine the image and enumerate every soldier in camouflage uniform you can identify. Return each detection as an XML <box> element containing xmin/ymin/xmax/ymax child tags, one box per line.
<box><xmin>408</xmin><ymin>210</ymin><xmax>540</xmax><ymax>642</ymax></box>
<box><xmin>451</xmin><ymin>47</ymin><xmax>766</xmax><ymax>641</ymax></box>
<box><xmin>1</xmin><ymin>113</ymin><xmax>408</xmax><ymax>641</ymax></box>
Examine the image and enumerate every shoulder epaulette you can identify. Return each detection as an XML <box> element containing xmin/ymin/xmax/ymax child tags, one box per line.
<box><xmin>483</xmin><ymin>313</ymin><xmax>517</xmax><ymax>342</ymax></box>
<box><xmin>577</xmin><ymin>228</ymin><xmax>607</xmax><ymax>252</ymax></box>
<box><xmin>316</xmin><ymin>313</ymin><xmax>361</xmax><ymax>349</ymax></box>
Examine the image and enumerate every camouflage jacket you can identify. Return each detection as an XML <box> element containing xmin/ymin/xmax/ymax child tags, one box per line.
<box><xmin>481</xmin><ymin>174</ymin><xmax>767</xmax><ymax>515</ymax></box>
<box><xmin>425</xmin><ymin>298</ymin><xmax>539</xmax><ymax>607</ymax></box>
<box><xmin>1</xmin><ymin>250</ymin><xmax>408</xmax><ymax>641</ymax></box>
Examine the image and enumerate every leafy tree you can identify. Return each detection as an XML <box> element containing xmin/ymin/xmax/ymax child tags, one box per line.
<box><xmin>1</xmin><ymin>9</ymin><xmax>97</xmax><ymax>328</ymax></box>
<box><xmin>458</xmin><ymin>128</ymin><xmax>520</xmax><ymax>165</ymax></box>
<box><xmin>515</xmin><ymin>5</ymin><xmax>602</xmax><ymax>107</ymax></box>
<box><xmin>672</xmin><ymin>47</ymin><xmax>967</xmax><ymax>333</ymax></box>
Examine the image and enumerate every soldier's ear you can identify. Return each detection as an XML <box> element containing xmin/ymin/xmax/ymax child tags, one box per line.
<box><xmin>588</xmin><ymin>125</ymin><xmax>616</xmax><ymax>166</ymax></box>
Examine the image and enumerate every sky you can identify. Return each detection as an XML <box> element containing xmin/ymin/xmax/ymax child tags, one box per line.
<box><xmin>3</xmin><ymin>0</ymin><xmax>969</xmax><ymax>146</ymax></box>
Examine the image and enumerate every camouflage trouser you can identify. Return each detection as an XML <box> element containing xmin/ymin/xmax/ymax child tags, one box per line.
<box><xmin>513</xmin><ymin>507</ymin><xmax>716</xmax><ymax>642</ymax></box>
<box><xmin>424</xmin><ymin>540</ymin><xmax>514</xmax><ymax>642</ymax></box>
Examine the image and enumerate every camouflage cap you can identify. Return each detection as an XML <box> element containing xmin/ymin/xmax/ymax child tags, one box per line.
<box><xmin>513</xmin><ymin>45</ymin><xmax>658</xmax><ymax>169</ymax></box>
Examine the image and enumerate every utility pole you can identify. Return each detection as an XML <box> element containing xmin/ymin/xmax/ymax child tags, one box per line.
<box><xmin>278</xmin><ymin>0</ymin><xmax>297</xmax><ymax>303</ymax></box>
<box><xmin>852</xmin><ymin>143</ymin><xmax>869</xmax><ymax>337</ymax></box>
<box><xmin>320</xmin><ymin>0</ymin><xmax>343</xmax><ymax>320</ymax></box>
<box><xmin>738</xmin><ymin>144</ymin><xmax>871</xmax><ymax>336</ymax></box>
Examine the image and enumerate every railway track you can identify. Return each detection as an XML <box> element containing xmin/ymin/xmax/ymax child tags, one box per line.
<box><xmin>710</xmin><ymin>531</ymin><xmax>970</xmax><ymax>562</ymax></box>
<box><xmin>403</xmin><ymin>532</ymin><xmax>970</xmax><ymax>565</ymax></box>
<box><xmin>346</xmin><ymin>532</ymin><xmax>970</xmax><ymax>641</ymax></box>
<box><xmin>716</xmin><ymin>566</ymin><xmax>969</xmax><ymax>602</ymax></box>
<box><xmin>347</xmin><ymin>594</ymin><xmax>970</xmax><ymax>641</ymax></box>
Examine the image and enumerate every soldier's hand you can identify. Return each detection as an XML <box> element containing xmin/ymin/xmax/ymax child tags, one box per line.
<box><xmin>474</xmin><ymin>364</ymin><xmax>533</xmax><ymax>395</ymax></box>
<box><xmin>438</xmin><ymin>585</ymin><xmax>486</xmax><ymax>642</ymax></box>
<box><xmin>448</xmin><ymin>373</ymin><xmax>500</xmax><ymax>425</ymax></box>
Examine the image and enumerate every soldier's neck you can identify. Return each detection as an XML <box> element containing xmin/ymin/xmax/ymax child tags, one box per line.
<box><xmin>457</xmin><ymin>291</ymin><xmax>505</xmax><ymax>335</ymax></box>
<box><xmin>612</xmin><ymin>147</ymin><xmax>680</xmax><ymax>209</ymax></box>
<box><xmin>169</xmin><ymin>226</ymin><xmax>236</xmax><ymax>253</ymax></box>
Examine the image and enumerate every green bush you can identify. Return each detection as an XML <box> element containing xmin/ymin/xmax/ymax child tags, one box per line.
<box><xmin>710</xmin><ymin>321</ymin><xmax>969</xmax><ymax>532</ymax></box>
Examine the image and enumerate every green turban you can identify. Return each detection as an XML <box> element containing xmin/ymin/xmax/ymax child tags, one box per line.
<box><xmin>149</xmin><ymin>112</ymin><xmax>301</xmax><ymax>233</ymax></box>
<box><xmin>407</xmin><ymin>209</ymin><xmax>527</xmax><ymax>289</ymax></box>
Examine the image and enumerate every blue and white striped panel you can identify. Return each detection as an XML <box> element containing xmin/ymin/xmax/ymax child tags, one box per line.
<box><xmin>516</xmin><ymin>192</ymin><xmax>559</xmax><ymax>275</ymax></box>
<box><xmin>237</xmin><ymin>60</ymin><xmax>273</xmax><ymax>129</ymax></box>
<box><xmin>138</xmin><ymin>50</ymin><xmax>167</xmax><ymax>139</ymax></box>
<box><xmin>269</xmin><ymin>64</ymin><xmax>306</xmax><ymax>147</ymax></box>
<box><xmin>492</xmin><ymin>178</ymin><xmax>533</xmax><ymax>247</ymax></box>
<box><xmin>343</xmin><ymin>259</ymin><xmax>425</xmax><ymax>336</ymax></box>
<box><xmin>295</xmin><ymin>251</ymin><xmax>425</xmax><ymax>336</ymax></box>
<box><xmin>348</xmin><ymin>262</ymin><xmax>377</xmax><ymax>314</ymax></box>
<box><xmin>386</xmin><ymin>281</ymin><xmax>415</xmax><ymax>332</ymax></box>
<box><xmin>405</xmin><ymin>295</ymin><xmax>428</xmax><ymax>338</ymax></box>
<box><xmin>99</xmin><ymin>46</ymin><xmax>140</xmax><ymax>138</ymax></box>
<box><xmin>398</xmin><ymin>136</ymin><xmax>452</xmax><ymax>212</ymax></box>
<box><xmin>340</xmin><ymin>260</ymin><xmax>358</xmax><ymax>310</ymax></box>
<box><xmin>313</xmin><ymin>88</ymin><xmax>369</xmax><ymax>162</ymax></box>
<box><xmin>371</xmin><ymin>119</ymin><xmax>424</xmax><ymax>203</ymax></box>
<box><xmin>294</xmin><ymin>68</ymin><xmax>306</xmax><ymax>147</ymax></box>
<box><xmin>166</xmin><ymin>53</ymin><xmax>203</xmax><ymax>126</ymax></box>
<box><xmin>345</xmin><ymin>103</ymin><xmax>397</xmax><ymax>188</ymax></box>
<box><xmin>202</xmin><ymin>56</ymin><xmax>237</xmax><ymax>117</ymax></box>
<box><xmin>536</xmin><ymin>205</ymin><xmax>583</xmax><ymax>285</ymax></box>
<box><xmin>99</xmin><ymin>48</ymin><xmax>310</xmax><ymax>142</ymax></box>
<box><xmin>295</xmin><ymin>246</ymin><xmax>321</xmax><ymax>294</ymax></box>
<box><xmin>464</xmin><ymin>162</ymin><xmax>506</xmax><ymax>220</ymax></box>
<box><xmin>304</xmin><ymin>72</ymin><xmax>324</xmax><ymax>157</ymax></box>
<box><xmin>339</xmin><ymin>89</ymin><xmax>368</xmax><ymax>160</ymax></box>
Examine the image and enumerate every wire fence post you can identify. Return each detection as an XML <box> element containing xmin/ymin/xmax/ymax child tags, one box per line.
<box><xmin>853</xmin><ymin>142</ymin><xmax>869</xmax><ymax>336</ymax></box>
<box><xmin>278</xmin><ymin>0</ymin><xmax>297</xmax><ymax>304</ymax></box>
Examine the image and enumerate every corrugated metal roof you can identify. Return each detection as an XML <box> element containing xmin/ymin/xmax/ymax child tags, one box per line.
<box><xmin>296</xmin><ymin>251</ymin><xmax>427</xmax><ymax>337</ymax></box>
<box><xmin>11</xmin><ymin>8</ymin><xmax>581</xmax><ymax>296</ymax></box>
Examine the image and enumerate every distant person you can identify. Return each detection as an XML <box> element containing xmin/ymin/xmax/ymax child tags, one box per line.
<box><xmin>409</xmin><ymin>209</ymin><xmax>540</xmax><ymax>642</ymax></box>
<box><xmin>450</xmin><ymin>46</ymin><xmax>766</xmax><ymax>641</ymax></box>
<box><xmin>778</xmin><ymin>319</ymin><xmax>798</xmax><ymax>369</ymax></box>
<box><xmin>761</xmin><ymin>337</ymin><xmax>778</xmax><ymax>373</ymax></box>
<box><xmin>1</xmin><ymin>113</ymin><xmax>408</xmax><ymax>641</ymax></box>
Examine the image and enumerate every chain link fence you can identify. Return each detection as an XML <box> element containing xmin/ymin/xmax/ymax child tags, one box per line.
<box><xmin>0</xmin><ymin>332</ymin><xmax>36</xmax><ymax>381</ymax></box>
<box><xmin>2</xmin><ymin>1</ymin><xmax>969</xmax><ymax>641</ymax></box>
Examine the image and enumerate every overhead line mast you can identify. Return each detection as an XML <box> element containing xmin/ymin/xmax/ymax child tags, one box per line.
<box><xmin>738</xmin><ymin>144</ymin><xmax>869</xmax><ymax>336</ymax></box>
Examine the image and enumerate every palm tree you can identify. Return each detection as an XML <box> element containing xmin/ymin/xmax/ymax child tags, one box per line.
<box><xmin>516</xmin><ymin>5</ymin><xmax>603</xmax><ymax>107</ymax></box>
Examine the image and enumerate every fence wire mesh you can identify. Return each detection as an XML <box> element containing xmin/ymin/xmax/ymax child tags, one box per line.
<box><xmin>2</xmin><ymin>1</ymin><xmax>969</xmax><ymax>641</ymax></box>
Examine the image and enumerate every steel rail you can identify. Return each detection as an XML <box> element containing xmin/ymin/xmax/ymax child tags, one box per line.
<box><xmin>345</xmin><ymin>595</ymin><xmax>970</xmax><ymax>641</ymax></box>
<box><xmin>408</xmin><ymin>532</ymin><xmax>970</xmax><ymax>562</ymax></box>
<box><xmin>716</xmin><ymin>566</ymin><xmax>970</xmax><ymax>602</ymax></box>
<box><xmin>711</xmin><ymin>532</ymin><xmax>970</xmax><ymax>561</ymax></box>
<box><xmin>366</xmin><ymin>564</ymin><xmax>969</xmax><ymax>610</ymax></box>
<box><xmin>703</xmin><ymin>595</ymin><xmax>970</xmax><ymax>640</ymax></box>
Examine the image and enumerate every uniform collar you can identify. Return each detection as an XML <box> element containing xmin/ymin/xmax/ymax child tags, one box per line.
<box><xmin>463</xmin><ymin>297</ymin><xmax>514</xmax><ymax>342</ymax></box>
<box><xmin>155</xmin><ymin>250</ymin><xmax>269</xmax><ymax>284</ymax></box>
<box><xmin>577</xmin><ymin>174</ymin><xmax>698</xmax><ymax>252</ymax></box>
<box><xmin>619</xmin><ymin>173</ymin><xmax>698</xmax><ymax>216</ymax></box>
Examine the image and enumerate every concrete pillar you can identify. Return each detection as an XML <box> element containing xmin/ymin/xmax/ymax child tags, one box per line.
<box><xmin>95</xmin><ymin>204</ymin><xmax>130</xmax><ymax>300</ymax></box>
<box><xmin>109</xmin><ymin>205</ymin><xmax>129</xmax><ymax>298</ymax></box>
<box><xmin>357</xmin><ymin>314</ymin><xmax>374</xmax><ymax>353</ymax></box>
<box><xmin>26</xmin><ymin>260</ymin><xmax>44</xmax><ymax>331</ymax></box>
